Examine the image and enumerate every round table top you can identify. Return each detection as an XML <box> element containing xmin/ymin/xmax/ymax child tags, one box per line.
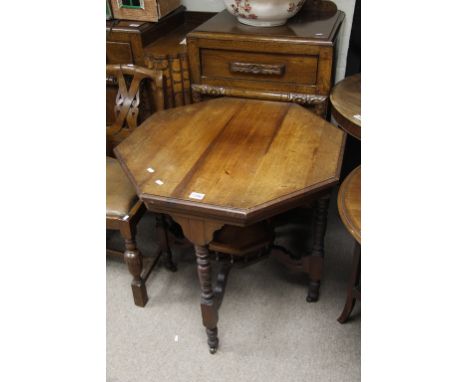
<box><xmin>330</xmin><ymin>74</ymin><xmax>361</xmax><ymax>140</ymax></box>
<box><xmin>337</xmin><ymin>166</ymin><xmax>361</xmax><ymax>243</ymax></box>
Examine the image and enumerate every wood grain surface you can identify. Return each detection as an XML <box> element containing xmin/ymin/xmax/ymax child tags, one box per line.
<box><xmin>330</xmin><ymin>73</ymin><xmax>361</xmax><ymax>140</ymax></box>
<box><xmin>188</xmin><ymin>9</ymin><xmax>344</xmax><ymax>44</ymax></box>
<box><xmin>115</xmin><ymin>97</ymin><xmax>345</xmax><ymax>225</ymax></box>
<box><xmin>337</xmin><ymin>165</ymin><xmax>361</xmax><ymax>243</ymax></box>
<box><xmin>187</xmin><ymin>8</ymin><xmax>344</xmax><ymax>116</ymax></box>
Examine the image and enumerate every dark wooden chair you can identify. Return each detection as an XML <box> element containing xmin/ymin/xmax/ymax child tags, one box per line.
<box><xmin>106</xmin><ymin>63</ymin><xmax>176</xmax><ymax>307</ymax></box>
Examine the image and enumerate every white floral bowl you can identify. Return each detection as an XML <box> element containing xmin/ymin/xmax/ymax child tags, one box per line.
<box><xmin>224</xmin><ymin>0</ymin><xmax>306</xmax><ymax>27</ymax></box>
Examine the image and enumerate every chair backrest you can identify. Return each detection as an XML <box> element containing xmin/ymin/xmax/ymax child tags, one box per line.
<box><xmin>106</xmin><ymin>64</ymin><xmax>164</xmax><ymax>148</ymax></box>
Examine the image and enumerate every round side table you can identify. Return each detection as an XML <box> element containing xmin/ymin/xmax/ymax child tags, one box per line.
<box><xmin>337</xmin><ymin>165</ymin><xmax>361</xmax><ymax>323</ymax></box>
<box><xmin>330</xmin><ymin>73</ymin><xmax>361</xmax><ymax>140</ymax></box>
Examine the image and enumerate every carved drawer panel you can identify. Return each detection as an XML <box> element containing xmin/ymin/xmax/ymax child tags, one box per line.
<box><xmin>200</xmin><ymin>48</ymin><xmax>319</xmax><ymax>93</ymax></box>
<box><xmin>187</xmin><ymin>9</ymin><xmax>345</xmax><ymax>114</ymax></box>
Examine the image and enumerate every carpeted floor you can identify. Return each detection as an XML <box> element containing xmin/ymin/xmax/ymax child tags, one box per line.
<box><xmin>107</xmin><ymin>186</ymin><xmax>360</xmax><ymax>382</ymax></box>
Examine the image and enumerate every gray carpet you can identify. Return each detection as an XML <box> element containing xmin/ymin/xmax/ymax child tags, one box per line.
<box><xmin>107</xmin><ymin>187</ymin><xmax>360</xmax><ymax>382</ymax></box>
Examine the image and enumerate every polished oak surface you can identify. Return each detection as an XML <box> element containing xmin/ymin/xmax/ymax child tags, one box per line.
<box><xmin>337</xmin><ymin>165</ymin><xmax>361</xmax><ymax>243</ymax></box>
<box><xmin>330</xmin><ymin>74</ymin><xmax>361</xmax><ymax>140</ymax></box>
<box><xmin>115</xmin><ymin>96</ymin><xmax>346</xmax><ymax>352</ymax></box>
<box><xmin>187</xmin><ymin>8</ymin><xmax>344</xmax><ymax>115</ymax></box>
<box><xmin>190</xmin><ymin>9</ymin><xmax>343</xmax><ymax>45</ymax></box>
<box><xmin>144</xmin><ymin>12</ymin><xmax>216</xmax><ymax>57</ymax></box>
<box><xmin>115</xmin><ymin>97</ymin><xmax>345</xmax><ymax>225</ymax></box>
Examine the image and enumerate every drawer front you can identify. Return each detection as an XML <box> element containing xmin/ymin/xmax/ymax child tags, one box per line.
<box><xmin>200</xmin><ymin>49</ymin><xmax>318</xmax><ymax>92</ymax></box>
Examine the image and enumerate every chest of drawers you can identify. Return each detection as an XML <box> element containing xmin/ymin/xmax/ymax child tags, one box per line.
<box><xmin>187</xmin><ymin>9</ymin><xmax>344</xmax><ymax>117</ymax></box>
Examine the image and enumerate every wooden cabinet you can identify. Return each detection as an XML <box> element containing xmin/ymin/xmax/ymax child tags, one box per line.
<box><xmin>187</xmin><ymin>9</ymin><xmax>344</xmax><ymax>117</ymax></box>
<box><xmin>106</xmin><ymin>6</ymin><xmax>186</xmax><ymax>124</ymax></box>
<box><xmin>106</xmin><ymin>8</ymin><xmax>215</xmax><ymax>119</ymax></box>
<box><xmin>106</xmin><ymin>6</ymin><xmax>186</xmax><ymax>66</ymax></box>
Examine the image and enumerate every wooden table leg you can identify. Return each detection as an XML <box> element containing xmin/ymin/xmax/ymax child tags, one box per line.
<box><xmin>195</xmin><ymin>244</ymin><xmax>219</xmax><ymax>353</ymax></box>
<box><xmin>171</xmin><ymin>215</ymin><xmax>224</xmax><ymax>353</ymax></box>
<box><xmin>155</xmin><ymin>214</ymin><xmax>177</xmax><ymax>272</ymax></box>
<box><xmin>338</xmin><ymin>242</ymin><xmax>361</xmax><ymax>323</ymax></box>
<box><xmin>306</xmin><ymin>195</ymin><xmax>330</xmax><ymax>303</ymax></box>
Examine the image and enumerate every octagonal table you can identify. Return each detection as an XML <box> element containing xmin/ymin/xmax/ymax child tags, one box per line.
<box><xmin>115</xmin><ymin>97</ymin><xmax>346</xmax><ymax>353</ymax></box>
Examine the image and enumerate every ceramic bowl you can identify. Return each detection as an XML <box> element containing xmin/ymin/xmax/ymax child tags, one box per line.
<box><xmin>223</xmin><ymin>0</ymin><xmax>306</xmax><ymax>27</ymax></box>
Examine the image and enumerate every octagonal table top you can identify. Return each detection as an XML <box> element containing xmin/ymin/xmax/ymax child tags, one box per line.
<box><xmin>115</xmin><ymin>97</ymin><xmax>346</xmax><ymax>225</ymax></box>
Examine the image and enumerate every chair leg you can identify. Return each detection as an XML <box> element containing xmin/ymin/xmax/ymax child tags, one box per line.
<box><xmin>123</xmin><ymin>235</ymin><xmax>148</xmax><ymax>308</ymax></box>
<box><xmin>338</xmin><ymin>242</ymin><xmax>361</xmax><ymax>323</ymax></box>
<box><xmin>156</xmin><ymin>214</ymin><xmax>177</xmax><ymax>272</ymax></box>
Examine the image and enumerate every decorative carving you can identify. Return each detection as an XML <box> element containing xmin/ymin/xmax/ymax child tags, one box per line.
<box><xmin>191</xmin><ymin>84</ymin><xmax>226</xmax><ymax>98</ymax></box>
<box><xmin>191</xmin><ymin>84</ymin><xmax>327</xmax><ymax>107</ymax></box>
<box><xmin>230</xmin><ymin>62</ymin><xmax>285</xmax><ymax>76</ymax></box>
<box><xmin>106</xmin><ymin>64</ymin><xmax>164</xmax><ymax>144</ymax></box>
<box><xmin>276</xmin><ymin>92</ymin><xmax>327</xmax><ymax>106</ymax></box>
<box><xmin>108</xmin><ymin>69</ymin><xmax>142</xmax><ymax>136</ymax></box>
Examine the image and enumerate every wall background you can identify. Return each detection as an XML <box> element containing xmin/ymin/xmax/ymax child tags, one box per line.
<box><xmin>180</xmin><ymin>0</ymin><xmax>356</xmax><ymax>82</ymax></box>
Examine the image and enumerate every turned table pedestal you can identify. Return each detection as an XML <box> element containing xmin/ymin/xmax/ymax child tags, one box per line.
<box><xmin>115</xmin><ymin>97</ymin><xmax>345</xmax><ymax>352</ymax></box>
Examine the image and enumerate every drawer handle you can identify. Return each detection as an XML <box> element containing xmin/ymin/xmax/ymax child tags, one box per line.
<box><xmin>229</xmin><ymin>62</ymin><xmax>285</xmax><ymax>76</ymax></box>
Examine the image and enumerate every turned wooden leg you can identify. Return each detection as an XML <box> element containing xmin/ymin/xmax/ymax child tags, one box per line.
<box><xmin>307</xmin><ymin>196</ymin><xmax>330</xmax><ymax>303</ymax></box>
<box><xmin>156</xmin><ymin>214</ymin><xmax>177</xmax><ymax>272</ymax></box>
<box><xmin>195</xmin><ymin>244</ymin><xmax>219</xmax><ymax>354</ymax></box>
<box><xmin>338</xmin><ymin>242</ymin><xmax>361</xmax><ymax>323</ymax></box>
<box><xmin>123</xmin><ymin>237</ymin><xmax>148</xmax><ymax>307</ymax></box>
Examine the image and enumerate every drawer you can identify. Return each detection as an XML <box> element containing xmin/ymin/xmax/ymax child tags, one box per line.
<box><xmin>200</xmin><ymin>48</ymin><xmax>319</xmax><ymax>93</ymax></box>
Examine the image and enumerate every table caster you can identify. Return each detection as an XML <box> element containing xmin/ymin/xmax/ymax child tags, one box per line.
<box><xmin>209</xmin><ymin>347</ymin><xmax>217</xmax><ymax>354</ymax></box>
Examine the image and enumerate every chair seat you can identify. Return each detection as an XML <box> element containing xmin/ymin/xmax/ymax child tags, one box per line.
<box><xmin>106</xmin><ymin>156</ymin><xmax>138</xmax><ymax>218</ymax></box>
